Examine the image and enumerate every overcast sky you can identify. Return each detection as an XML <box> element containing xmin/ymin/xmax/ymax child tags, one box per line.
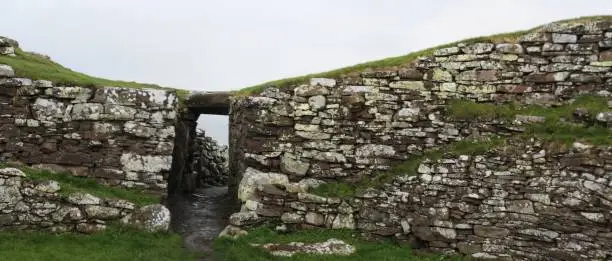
<box><xmin>2</xmin><ymin>0</ymin><xmax>612</xmax><ymax>144</ymax></box>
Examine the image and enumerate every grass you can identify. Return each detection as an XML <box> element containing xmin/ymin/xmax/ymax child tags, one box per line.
<box><xmin>0</xmin><ymin>48</ymin><xmax>190</xmax><ymax>101</ymax></box>
<box><xmin>447</xmin><ymin>95</ymin><xmax>610</xmax><ymax>122</ymax></box>
<box><xmin>235</xmin><ymin>15</ymin><xmax>612</xmax><ymax>96</ymax></box>
<box><xmin>0</xmin><ymin>163</ymin><xmax>160</xmax><ymax>206</ymax></box>
<box><xmin>212</xmin><ymin>227</ymin><xmax>462</xmax><ymax>261</ymax></box>
<box><xmin>447</xmin><ymin>95</ymin><xmax>611</xmax><ymax>144</ymax></box>
<box><xmin>311</xmin><ymin>95</ymin><xmax>611</xmax><ymax>198</ymax></box>
<box><xmin>0</xmin><ymin>226</ymin><xmax>200</xmax><ymax>261</ymax></box>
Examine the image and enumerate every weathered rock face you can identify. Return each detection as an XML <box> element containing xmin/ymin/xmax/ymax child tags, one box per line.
<box><xmin>0</xmin><ymin>167</ymin><xmax>168</xmax><ymax>233</ymax></box>
<box><xmin>226</xmin><ymin>19</ymin><xmax>612</xmax><ymax>260</ymax></box>
<box><xmin>190</xmin><ymin>129</ymin><xmax>229</xmax><ymax>187</ymax></box>
<box><xmin>0</xmin><ymin>45</ymin><xmax>179</xmax><ymax>190</ymax></box>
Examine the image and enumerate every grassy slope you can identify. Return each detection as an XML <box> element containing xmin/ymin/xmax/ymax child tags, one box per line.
<box><xmin>0</xmin><ymin>48</ymin><xmax>190</xmax><ymax>100</ymax></box>
<box><xmin>213</xmin><ymin>227</ymin><xmax>462</xmax><ymax>261</ymax></box>
<box><xmin>0</xmin><ymin>164</ymin><xmax>160</xmax><ymax>206</ymax></box>
<box><xmin>0</xmin><ymin>227</ymin><xmax>200</xmax><ymax>261</ymax></box>
<box><xmin>311</xmin><ymin>95</ymin><xmax>611</xmax><ymax>198</ymax></box>
<box><xmin>236</xmin><ymin>15</ymin><xmax>612</xmax><ymax>95</ymax></box>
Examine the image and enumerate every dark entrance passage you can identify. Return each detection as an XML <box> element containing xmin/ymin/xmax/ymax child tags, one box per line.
<box><xmin>167</xmin><ymin>91</ymin><xmax>231</xmax><ymax>195</ymax></box>
<box><xmin>166</xmin><ymin>91</ymin><xmax>237</xmax><ymax>258</ymax></box>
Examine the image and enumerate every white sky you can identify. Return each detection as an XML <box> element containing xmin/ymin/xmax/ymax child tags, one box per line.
<box><xmin>2</xmin><ymin>0</ymin><xmax>612</xmax><ymax>144</ymax></box>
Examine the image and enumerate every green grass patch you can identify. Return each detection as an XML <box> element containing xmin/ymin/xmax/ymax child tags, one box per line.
<box><xmin>235</xmin><ymin>16</ymin><xmax>612</xmax><ymax>96</ymax></box>
<box><xmin>447</xmin><ymin>95</ymin><xmax>611</xmax><ymax>144</ymax></box>
<box><xmin>212</xmin><ymin>227</ymin><xmax>462</xmax><ymax>261</ymax></box>
<box><xmin>0</xmin><ymin>48</ymin><xmax>190</xmax><ymax>101</ymax></box>
<box><xmin>0</xmin><ymin>226</ymin><xmax>200</xmax><ymax>261</ymax></box>
<box><xmin>447</xmin><ymin>95</ymin><xmax>610</xmax><ymax>122</ymax></box>
<box><xmin>0</xmin><ymin>164</ymin><xmax>160</xmax><ymax>206</ymax></box>
<box><xmin>309</xmin><ymin>181</ymin><xmax>356</xmax><ymax>198</ymax></box>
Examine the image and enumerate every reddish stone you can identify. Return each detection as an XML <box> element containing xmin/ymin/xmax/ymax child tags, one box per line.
<box><xmin>499</xmin><ymin>85</ymin><xmax>533</xmax><ymax>93</ymax></box>
<box><xmin>599</xmin><ymin>50</ymin><xmax>612</xmax><ymax>61</ymax></box>
<box><xmin>477</xmin><ymin>70</ymin><xmax>499</xmax><ymax>81</ymax></box>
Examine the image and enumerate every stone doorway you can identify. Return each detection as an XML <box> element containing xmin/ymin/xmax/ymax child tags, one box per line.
<box><xmin>165</xmin><ymin>91</ymin><xmax>236</xmax><ymax>257</ymax></box>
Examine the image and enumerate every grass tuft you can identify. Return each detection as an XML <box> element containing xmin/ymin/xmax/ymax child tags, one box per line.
<box><xmin>212</xmin><ymin>227</ymin><xmax>462</xmax><ymax>261</ymax></box>
<box><xmin>235</xmin><ymin>15</ymin><xmax>612</xmax><ymax>96</ymax></box>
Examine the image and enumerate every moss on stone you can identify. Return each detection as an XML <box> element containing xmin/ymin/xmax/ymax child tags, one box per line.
<box><xmin>0</xmin><ymin>164</ymin><xmax>160</xmax><ymax>206</ymax></box>
<box><xmin>447</xmin><ymin>94</ymin><xmax>611</xmax><ymax>144</ymax></box>
<box><xmin>235</xmin><ymin>16</ymin><xmax>612</xmax><ymax>96</ymax></box>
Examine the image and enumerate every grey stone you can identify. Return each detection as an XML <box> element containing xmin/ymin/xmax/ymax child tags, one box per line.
<box><xmin>280</xmin><ymin>155</ymin><xmax>310</xmax><ymax>176</ymax></box>
<box><xmin>84</xmin><ymin>205</ymin><xmax>121</xmax><ymax>219</ymax></box>
<box><xmin>67</xmin><ymin>192</ymin><xmax>101</xmax><ymax>205</ymax></box>
<box><xmin>461</xmin><ymin>43</ymin><xmax>494</xmax><ymax>54</ymax></box>
<box><xmin>552</xmin><ymin>33</ymin><xmax>578</xmax><ymax>43</ymax></box>
<box><xmin>0</xmin><ymin>186</ymin><xmax>21</xmax><ymax>204</ymax></box>
<box><xmin>308</xmin><ymin>95</ymin><xmax>326</xmax><ymax>111</ymax></box>
<box><xmin>122</xmin><ymin>204</ymin><xmax>170</xmax><ymax>232</ymax></box>
<box><xmin>34</xmin><ymin>180</ymin><xmax>61</xmax><ymax>193</ymax></box>
<box><xmin>495</xmin><ymin>43</ymin><xmax>524</xmax><ymax>54</ymax></box>
<box><xmin>305</xmin><ymin>212</ymin><xmax>325</xmax><ymax>226</ymax></box>
<box><xmin>0</xmin><ymin>64</ymin><xmax>15</xmax><ymax>77</ymax></box>
<box><xmin>0</xmin><ymin>168</ymin><xmax>26</xmax><ymax>177</ymax></box>
<box><xmin>433</xmin><ymin>47</ymin><xmax>460</xmax><ymax>56</ymax></box>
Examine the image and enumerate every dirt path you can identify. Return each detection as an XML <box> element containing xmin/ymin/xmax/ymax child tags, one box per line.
<box><xmin>167</xmin><ymin>186</ymin><xmax>233</xmax><ymax>260</ymax></box>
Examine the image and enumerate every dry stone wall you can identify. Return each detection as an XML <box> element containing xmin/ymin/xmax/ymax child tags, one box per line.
<box><xmin>230</xmin><ymin>140</ymin><xmax>611</xmax><ymax>260</ymax></box>
<box><xmin>0</xmin><ymin>167</ymin><xmax>170</xmax><ymax>233</ymax></box>
<box><xmin>225</xmin><ymin>19</ymin><xmax>612</xmax><ymax>260</ymax></box>
<box><xmin>190</xmin><ymin>129</ymin><xmax>229</xmax><ymax>187</ymax></box>
<box><xmin>0</xmin><ymin>42</ymin><xmax>178</xmax><ymax>190</ymax></box>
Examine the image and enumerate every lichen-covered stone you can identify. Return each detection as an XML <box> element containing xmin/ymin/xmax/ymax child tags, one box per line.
<box><xmin>122</xmin><ymin>204</ymin><xmax>170</xmax><ymax>232</ymax></box>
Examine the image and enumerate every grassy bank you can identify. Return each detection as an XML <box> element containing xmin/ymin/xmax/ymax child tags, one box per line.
<box><xmin>0</xmin><ymin>48</ymin><xmax>190</xmax><ymax>100</ymax></box>
<box><xmin>0</xmin><ymin>226</ymin><xmax>199</xmax><ymax>261</ymax></box>
<box><xmin>213</xmin><ymin>227</ymin><xmax>462</xmax><ymax>261</ymax></box>
<box><xmin>236</xmin><ymin>16</ymin><xmax>612</xmax><ymax>95</ymax></box>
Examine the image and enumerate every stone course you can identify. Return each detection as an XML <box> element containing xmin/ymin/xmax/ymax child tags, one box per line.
<box><xmin>226</xmin><ymin>19</ymin><xmax>612</xmax><ymax>260</ymax></box>
<box><xmin>0</xmin><ymin>167</ymin><xmax>170</xmax><ymax>233</ymax></box>
<box><xmin>0</xmin><ymin>38</ymin><xmax>179</xmax><ymax>190</ymax></box>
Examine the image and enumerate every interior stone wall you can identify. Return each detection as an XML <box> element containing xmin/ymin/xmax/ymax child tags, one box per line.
<box><xmin>0</xmin><ymin>69</ymin><xmax>178</xmax><ymax>190</ymax></box>
<box><xmin>225</xmin><ymin>18</ymin><xmax>612</xmax><ymax>260</ymax></box>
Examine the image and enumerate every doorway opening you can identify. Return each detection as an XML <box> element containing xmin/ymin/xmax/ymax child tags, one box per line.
<box><xmin>165</xmin><ymin>91</ymin><xmax>236</xmax><ymax>253</ymax></box>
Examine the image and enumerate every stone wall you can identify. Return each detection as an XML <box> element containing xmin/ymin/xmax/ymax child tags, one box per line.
<box><xmin>229</xmin><ymin>139</ymin><xmax>611</xmax><ymax>260</ymax></box>
<box><xmin>0</xmin><ymin>51</ymin><xmax>178</xmax><ymax>190</ymax></box>
<box><xmin>190</xmin><ymin>129</ymin><xmax>229</xmax><ymax>187</ymax></box>
<box><xmin>229</xmin><ymin>19</ymin><xmax>612</xmax><ymax>187</ymax></box>
<box><xmin>0</xmin><ymin>167</ymin><xmax>170</xmax><ymax>233</ymax></box>
<box><xmin>225</xmin><ymin>19</ymin><xmax>612</xmax><ymax>259</ymax></box>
